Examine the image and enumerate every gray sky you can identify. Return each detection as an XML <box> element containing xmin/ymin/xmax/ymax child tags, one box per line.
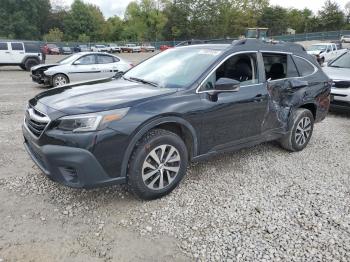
<box><xmin>59</xmin><ymin>0</ymin><xmax>349</xmax><ymax>18</ymax></box>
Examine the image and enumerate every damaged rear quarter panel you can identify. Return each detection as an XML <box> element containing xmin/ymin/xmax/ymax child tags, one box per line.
<box><xmin>263</xmin><ymin>70</ymin><xmax>331</xmax><ymax>135</ymax></box>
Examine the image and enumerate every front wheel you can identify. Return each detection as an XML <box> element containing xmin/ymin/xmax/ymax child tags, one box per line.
<box><xmin>52</xmin><ymin>74</ymin><xmax>69</xmax><ymax>87</ymax></box>
<box><xmin>128</xmin><ymin>129</ymin><xmax>188</xmax><ymax>200</ymax></box>
<box><xmin>279</xmin><ymin>108</ymin><xmax>314</xmax><ymax>152</ymax></box>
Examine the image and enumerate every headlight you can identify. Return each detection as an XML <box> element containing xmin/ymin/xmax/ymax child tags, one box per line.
<box><xmin>57</xmin><ymin>108</ymin><xmax>130</xmax><ymax>132</ymax></box>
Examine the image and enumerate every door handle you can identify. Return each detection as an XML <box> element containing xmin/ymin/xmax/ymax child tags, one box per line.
<box><xmin>5</xmin><ymin>51</ymin><xmax>10</xmax><ymax>53</ymax></box>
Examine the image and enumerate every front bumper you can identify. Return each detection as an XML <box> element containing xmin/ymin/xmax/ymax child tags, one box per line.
<box><xmin>23</xmin><ymin>125</ymin><xmax>126</xmax><ymax>188</ymax></box>
<box><xmin>331</xmin><ymin>87</ymin><xmax>350</xmax><ymax>109</ymax></box>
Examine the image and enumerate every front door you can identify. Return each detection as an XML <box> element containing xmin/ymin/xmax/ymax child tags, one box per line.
<box><xmin>69</xmin><ymin>54</ymin><xmax>101</xmax><ymax>82</ymax></box>
<box><xmin>198</xmin><ymin>52</ymin><xmax>268</xmax><ymax>153</ymax></box>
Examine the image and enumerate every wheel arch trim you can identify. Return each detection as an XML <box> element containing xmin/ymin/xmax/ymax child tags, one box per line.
<box><xmin>120</xmin><ymin>116</ymin><xmax>199</xmax><ymax>179</ymax></box>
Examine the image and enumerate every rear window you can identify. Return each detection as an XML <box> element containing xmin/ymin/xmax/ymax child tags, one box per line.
<box><xmin>24</xmin><ymin>42</ymin><xmax>40</xmax><ymax>53</ymax></box>
<box><xmin>0</xmin><ymin>42</ymin><xmax>8</xmax><ymax>50</ymax></box>
<box><xmin>97</xmin><ymin>55</ymin><xmax>114</xmax><ymax>64</ymax></box>
<box><xmin>11</xmin><ymin>43</ymin><xmax>23</xmax><ymax>51</ymax></box>
<box><xmin>293</xmin><ymin>56</ymin><xmax>315</xmax><ymax>76</ymax></box>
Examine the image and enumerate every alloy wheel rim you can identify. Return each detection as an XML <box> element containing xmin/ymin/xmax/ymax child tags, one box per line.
<box><xmin>55</xmin><ymin>76</ymin><xmax>67</xmax><ymax>86</ymax></box>
<box><xmin>142</xmin><ymin>144</ymin><xmax>181</xmax><ymax>190</ymax></box>
<box><xmin>295</xmin><ymin>116</ymin><xmax>312</xmax><ymax>146</ymax></box>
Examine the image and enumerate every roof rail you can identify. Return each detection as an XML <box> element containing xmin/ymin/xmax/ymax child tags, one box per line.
<box><xmin>231</xmin><ymin>38</ymin><xmax>306</xmax><ymax>52</ymax></box>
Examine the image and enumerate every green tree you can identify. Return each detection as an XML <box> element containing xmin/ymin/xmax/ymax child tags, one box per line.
<box><xmin>318</xmin><ymin>0</ymin><xmax>345</xmax><ymax>31</ymax></box>
<box><xmin>258</xmin><ymin>6</ymin><xmax>288</xmax><ymax>36</ymax></box>
<box><xmin>123</xmin><ymin>0</ymin><xmax>166</xmax><ymax>41</ymax></box>
<box><xmin>78</xmin><ymin>33</ymin><xmax>90</xmax><ymax>43</ymax></box>
<box><xmin>64</xmin><ymin>0</ymin><xmax>105</xmax><ymax>41</ymax></box>
<box><xmin>103</xmin><ymin>16</ymin><xmax>124</xmax><ymax>42</ymax></box>
<box><xmin>0</xmin><ymin>0</ymin><xmax>51</xmax><ymax>39</ymax></box>
<box><xmin>43</xmin><ymin>28</ymin><xmax>64</xmax><ymax>42</ymax></box>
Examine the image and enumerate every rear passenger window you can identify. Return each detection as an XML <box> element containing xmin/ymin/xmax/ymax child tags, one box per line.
<box><xmin>0</xmin><ymin>43</ymin><xmax>8</xmax><ymax>50</ymax></box>
<box><xmin>263</xmin><ymin>53</ymin><xmax>301</xmax><ymax>80</ymax></box>
<box><xmin>293</xmin><ymin>56</ymin><xmax>315</xmax><ymax>76</ymax></box>
<box><xmin>11</xmin><ymin>43</ymin><xmax>23</xmax><ymax>50</ymax></box>
<box><xmin>97</xmin><ymin>55</ymin><xmax>114</xmax><ymax>64</ymax></box>
<box><xmin>262</xmin><ymin>53</ymin><xmax>287</xmax><ymax>80</ymax></box>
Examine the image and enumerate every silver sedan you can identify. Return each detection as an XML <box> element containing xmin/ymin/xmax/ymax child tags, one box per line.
<box><xmin>31</xmin><ymin>52</ymin><xmax>133</xmax><ymax>87</ymax></box>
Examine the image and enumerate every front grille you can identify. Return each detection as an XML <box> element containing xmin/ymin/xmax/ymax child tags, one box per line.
<box><xmin>25</xmin><ymin>106</ymin><xmax>50</xmax><ymax>137</ymax></box>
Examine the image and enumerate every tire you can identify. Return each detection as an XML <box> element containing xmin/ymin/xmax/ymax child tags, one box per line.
<box><xmin>321</xmin><ymin>57</ymin><xmax>325</xmax><ymax>65</ymax></box>
<box><xmin>128</xmin><ymin>129</ymin><xmax>188</xmax><ymax>200</ymax></box>
<box><xmin>279</xmin><ymin>108</ymin><xmax>314</xmax><ymax>152</ymax></box>
<box><xmin>52</xmin><ymin>74</ymin><xmax>69</xmax><ymax>87</ymax></box>
<box><xmin>24</xmin><ymin>58</ymin><xmax>39</xmax><ymax>71</ymax></box>
<box><xmin>19</xmin><ymin>64</ymin><xmax>26</xmax><ymax>70</ymax></box>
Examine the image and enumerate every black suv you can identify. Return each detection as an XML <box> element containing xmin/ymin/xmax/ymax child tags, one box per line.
<box><xmin>23</xmin><ymin>40</ymin><xmax>331</xmax><ymax>200</ymax></box>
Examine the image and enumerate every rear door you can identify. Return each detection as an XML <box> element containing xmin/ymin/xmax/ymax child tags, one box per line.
<box><xmin>69</xmin><ymin>54</ymin><xmax>102</xmax><ymax>82</ymax></box>
<box><xmin>261</xmin><ymin>52</ymin><xmax>303</xmax><ymax>132</ymax></box>
<box><xmin>96</xmin><ymin>54</ymin><xmax>120</xmax><ymax>78</ymax></box>
<box><xmin>0</xmin><ymin>42</ymin><xmax>11</xmax><ymax>63</ymax></box>
<box><xmin>10</xmin><ymin>42</ymin><xmax>25</xmax><ymax>63</ymax></box>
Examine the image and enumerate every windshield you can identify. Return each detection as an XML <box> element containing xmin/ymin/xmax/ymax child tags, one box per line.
<box><xmin>123</xmin><ymin>47</ymin><xmax>223</xmax><ymax>89</ymax></box>
<box><xmin>308</xmin><ymin>45</ymin><xmax>327</xmax><ymax>51</ymax></box>
<box><xmin>329</xmin><ymin>52</ymin><xmax>350</xmax><ymax>68</ymax></box>
<box><xmin>57</xmin><ymin>54</ymin><xmax>81</xmax><ymax>64</ymax></box>
<box><xmin>96</xmin><ymin>45</ymin><xmax>105</xmax><ymax>48</ymax></box>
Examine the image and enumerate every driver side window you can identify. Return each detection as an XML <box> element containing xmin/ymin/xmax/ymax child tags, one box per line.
<box><xmin>76</xmin><ymin>55</ymin><xmax>96</xmax><ymax>65</ymax></box>
<box><xmin>201</xmin><ymin>53</ymin><xmax>258</xmax><ymax>91</ymax></box>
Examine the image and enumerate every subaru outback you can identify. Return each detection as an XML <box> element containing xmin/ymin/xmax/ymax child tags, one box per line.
<box><xmin>23</xmin><ymin>39</ymin><xmax>331</xmax><ymax>200</ymax></box>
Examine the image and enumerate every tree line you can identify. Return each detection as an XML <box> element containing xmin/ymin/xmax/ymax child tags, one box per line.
<box><xmin>0</xmin><ymin>0</ymin><xmax>348</xmax><ymax>43</ymax></box>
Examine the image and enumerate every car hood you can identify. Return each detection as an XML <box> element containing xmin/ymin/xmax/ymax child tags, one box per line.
<box><xmin>31</xmin><ymin>63</ymin><xmax>58</xmax><ymax>72</ymax></box>
<box><xmin>307</xmin><ymin>50</ymin><xmax>323</xmax><ymax>55</ymax></box>
<box><xmin>322</xmin><ymin>66</ymin><xmax>350</xmax><ymax>80</ymax></box>
<box><xmin>31</xmin><ymin>78</ymin><xmax>177</xmax><ymax>115</ymax></box>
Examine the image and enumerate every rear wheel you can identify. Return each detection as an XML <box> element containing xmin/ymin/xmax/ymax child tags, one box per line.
<box><xmin>24</xmin><ymin>58</ymin><xmax>39</xmax><ymax>71</ymax></box>
<box><xmin>279</xmin><ymin>109</ymin><xmax>314</xmax><ymax>152</ymax></box>
<box><xmin>52</xmin><ymin>74</ymin><xmax>69</xmax><ymax>87</ymax></box>
<box><xmin>19</xmin><ymin>64</ymin><xmax>26</xmax><ymax>70</ymax></box>
<box><xmin>128</xmin><ymin>129</ymin><xmax>188</xmax><ymax>200</ymax></box>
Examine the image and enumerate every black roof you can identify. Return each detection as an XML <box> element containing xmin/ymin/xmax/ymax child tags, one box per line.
<box><xmin>180</xmin><ymin>39</ymin><xmax>307</xmax><ymax>55</ymax></box>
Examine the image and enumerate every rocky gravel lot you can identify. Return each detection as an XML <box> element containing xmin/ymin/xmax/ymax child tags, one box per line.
<box><xmin>0</xmin><ymin>52</ymin><xmax>350</xmax><ymax>261</ymax></box>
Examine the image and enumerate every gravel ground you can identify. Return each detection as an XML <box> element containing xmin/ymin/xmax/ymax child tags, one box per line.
<box><xmin>0</xmin><ymin>52</ymin><xmax>350</xmax><ymax>261</ymax></box>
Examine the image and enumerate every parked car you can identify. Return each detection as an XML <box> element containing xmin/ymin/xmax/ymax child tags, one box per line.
<box><xmin>323</xmin><ymin>51</ymin><xmax>350</xmax><ymax>110</ymax></box>
<box><xmin>47</xmin><ymin>44</ymin><xmax>60</xmax><ymax>55</ymax></box>
<box><xmin>91</xmin><ymin>45</ymin><xmax>109</xmax><ymax>52</ymax></box>
<box><xmin>121</xmin><ymin>44</ymin><xmax>141</xmax><ymax>53</ymax></box>
<box><xmin>341</xmin><ymin>35</ymin><xmax>350</xmax><ymax>43</ymax></box>
<box><xmin>106</xmin><ymin>44</ymin><xmax>121</xmax><ymax>53</ymax></box>
<box><xmin>160</xmin><ymin>44</ymin><xmax>173</xmax><ymax>51</ymax></box>
<box><xmin>0</xmin><ymin>41</ymin><xmax>42</xmax><ymax>71</ymax></box>
<box><xmin>73</xmin><ymin>45</ymin><xmax>90</xmax><ymax>53</ymax></box>
<box><xmin>307</xmin><ymin>43</ymin><xmax>347</xmax><ymax>64</ymax></box>
<box><xmin>141</xmin><ymin>43</ymin><xmax>155</xmax><ymax>52</ymax></box>
<box><xmin>60</xmin><ymin>46</ymin><xmax>73</xmax><ymax>55</ymax></box>
<box><xmin>23</xmin><ymin>39</ymin><xmax>331</xmax><ymax>200</ymax></box>
<box><xmin>30</xmin><ymin>52</ymin><xmax>132</xmax><ymax>87</ymax></box>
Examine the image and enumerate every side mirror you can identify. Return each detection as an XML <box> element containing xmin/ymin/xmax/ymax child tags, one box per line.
<box><xmin>214</xmin><ymin>78</ymin><xmax>240</xmax><ymax>92</ymax></box>
<box><xmin>288</xmin><ymin>79</ymin><xmax>308</xmax><ymax>89</ymax></box>
<box><xmin>206</xmin><ymin>78</ymin><xmax>240</xmax><ymax>102</ymax></box>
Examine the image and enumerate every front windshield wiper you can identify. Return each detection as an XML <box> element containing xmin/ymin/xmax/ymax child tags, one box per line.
<box><xmin>126</xmin><ymin>77</ymin><xmax>158</xmax><ymax>87</ymax></box>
